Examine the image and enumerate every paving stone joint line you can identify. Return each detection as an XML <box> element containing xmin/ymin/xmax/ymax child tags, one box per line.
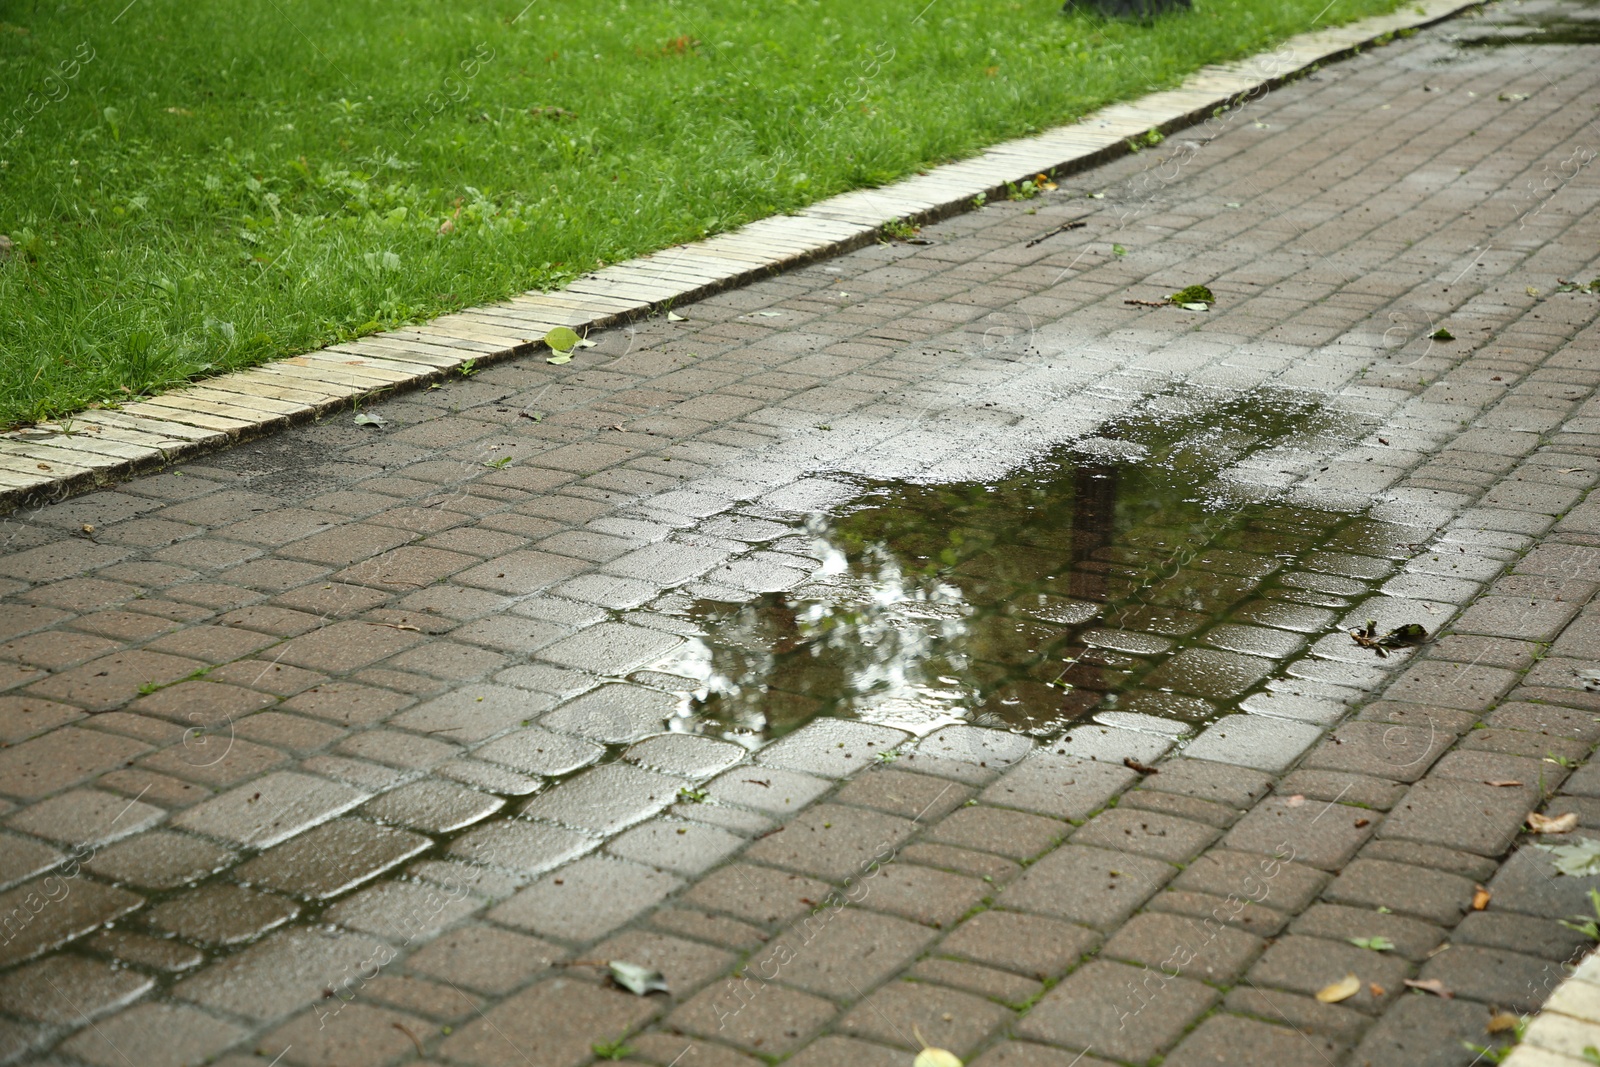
<box><xmin>3</xmin><ymin>4</ymin><xmax>1600</xmax><ymax>1067</ymax></box>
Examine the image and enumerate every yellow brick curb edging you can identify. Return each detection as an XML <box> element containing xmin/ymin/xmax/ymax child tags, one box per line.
<box><xmin>1505</xmin><ymin>952</ymin><xmax>1600</xmax><ymax>1066</ymax></box>
<box><xmin>0</xmin><ymin>0</ymin><xmax>1480</xmax><ymax>514</ymax></box>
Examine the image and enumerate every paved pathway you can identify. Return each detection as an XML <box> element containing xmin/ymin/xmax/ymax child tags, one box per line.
<box><xmin>4</xmin><ymin>5</ymin><xmax>1600</xmax><ymax>1066</ymax></box>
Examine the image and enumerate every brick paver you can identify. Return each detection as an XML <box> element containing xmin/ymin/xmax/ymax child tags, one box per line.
<box><xmin>3</xmin><ymin>6</ymin><xmax>1600</xmax><ymax>1065</ymax></box>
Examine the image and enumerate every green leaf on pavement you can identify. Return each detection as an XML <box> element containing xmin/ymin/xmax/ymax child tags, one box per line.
<box><xmin>1349</xmin><ymin>936</ymin><xmax>1395</xmax><ymax>952</ymax></box>
<box><xmin>1536</xmin><ymin>837</ymin><xmax>1600</xmax><ymax>877</ymax></box>
<box><xmin>1383</xmin><ymin>623</ymin><xmax>1429</xmax><ymax>645</ymax></box>
<box><xmin>545</xmin><ymin>326</ymin><xmax>581</xmax><ymax>353</ymax></box>
<box><xmin>1170</xmin><ymin>284</ymin><xmax>1215</xmax><ymax>304</ymax></box>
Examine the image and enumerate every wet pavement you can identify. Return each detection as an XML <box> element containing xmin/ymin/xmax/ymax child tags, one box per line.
<box><xmin>678</xmin><ymin>387</ymin><xmax>1383</xmax><ymax>739</ymax></box>
<box><xmin>4</xmin><ymin>3</ymin><xmax>1600</xmax><ymax>1065</ymax></box>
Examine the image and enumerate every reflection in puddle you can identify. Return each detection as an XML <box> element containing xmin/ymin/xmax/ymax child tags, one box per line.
<box><xmin>1456</xmin><ymin>13</ymin><xmax>1600</xmax><ymax>46</ymax></box>
<box><xmin>673</xmin><ymin>388</ymin><xmax>1408</xmax><ymax>741</ymax></box>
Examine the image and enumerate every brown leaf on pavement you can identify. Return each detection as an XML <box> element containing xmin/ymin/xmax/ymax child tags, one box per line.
<box><xmin>1528</xmin><ymin>812</ymin><xmax>1579</xmax><ymax>834</ymax></box>
<box><xmin>1404</xmin><ymin>978</ymin><xmax>1454</xmax><ymax>998</ymax></box>
<box><xmin>1486</xmin><ymin>1011</ymin><xmax>1520</xmax><ymax>1034</ymax></box>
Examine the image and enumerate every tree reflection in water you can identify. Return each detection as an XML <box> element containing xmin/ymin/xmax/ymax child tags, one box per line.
<box><xmin>675</xmin><ymin>389</ymin><xmax>1365</xmax><ymax>742</ymax></box>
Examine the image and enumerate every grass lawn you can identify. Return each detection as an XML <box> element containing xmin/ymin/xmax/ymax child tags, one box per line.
<box><xmin>1</xmin><ymin>0</ymin><xmax>1408</xmax><ymax>426</ymax></box>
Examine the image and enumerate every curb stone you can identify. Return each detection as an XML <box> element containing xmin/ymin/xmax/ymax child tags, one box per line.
<box><xmin>1507</xmin><ymin>951</ymin><xmax>1600</xmax><ymax>1065</ymax></box>
<box><xmin>0</xmin><ymin>0</ymin><xmax>1481</xmax><ymax>515</ymax></box>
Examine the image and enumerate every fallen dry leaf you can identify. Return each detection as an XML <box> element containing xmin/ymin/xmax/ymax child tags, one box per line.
<box><xmin>1316</xmin><ymin>974</ymin><xmax>1361</xmax><ymax>1003</ymax></box>
<box><xmin>608</xmin><ymin>960</ymin><xmax>669</xmax><ymax>996</ymax></box>
<box><xmin>1486</xmin><ymin>780</ymin><xmax>1524</xmax><ymax>787</ymax></box>
<box><xmin>1486</xmin><ymin>1011</ymin><xmax>1520</xmax><ymax>1034</ymax></box>
<box><xmin>914</xmin><ymin>1025</ymin><xmax>963</xmax><ymax>1067</ymax></box>
<box><xmin>1369</xmin><ymin>983</ymin><xmax>1386</xmax><ymax>997</ymax></box>
<box><xmin>1472</xmin><ymin>886</ymin><xmax>1491</xmax><ymax>911</ymax></box>
<box><xmin>1405</xmin><ymin>978</ymin><xmax>1454</xmax><ymax>999</ymax></box>
<box><xmin>1528</xmin><ymin>811</ymin><xmax>1580</xmax><ymax>834</ymax></box>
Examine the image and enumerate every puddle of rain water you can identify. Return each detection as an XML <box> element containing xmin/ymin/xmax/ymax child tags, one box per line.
<box><xmin>1458</xmin><ymin>22</ymin><xmax>1600</xmax><ymax>44</ymax></box>
<box><xmin>1455</xmin><ymin>4</ymin><xmax>1600</xmax><ymax>46</ymax></box>
<box><xmin>668</xmin><ymin>387</ymin><xmax>1417</xmax><ymax>741</ymax></box>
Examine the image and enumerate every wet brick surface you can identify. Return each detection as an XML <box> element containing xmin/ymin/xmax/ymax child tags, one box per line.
<box><xmin>2</xmin><ymin>7</ymin><xmax>1600</xmax><ymax>1065</ymax></box>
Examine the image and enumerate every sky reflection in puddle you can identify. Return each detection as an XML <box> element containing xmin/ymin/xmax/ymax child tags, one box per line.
<box><xmin>666</xmin><ymin>387</ymin><xmax>1411</xmax><ymax>742</ymax></box>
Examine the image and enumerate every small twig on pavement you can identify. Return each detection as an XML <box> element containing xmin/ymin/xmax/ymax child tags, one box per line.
<box><xmin>393</xmin><ymin>1023</ymin><xmax>425</xmax><ymax>1056</ymax></box>
<box><xmin>1025</xmin><ymin>219</ymin><xmax>1087</xmax><ymax>247</ymax></box>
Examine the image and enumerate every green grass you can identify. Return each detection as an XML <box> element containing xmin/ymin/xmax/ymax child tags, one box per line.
<box><xmin>0</xmin><ymin>0</ymin><xmax>1407</xmax><ymax>426</ymax></box>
